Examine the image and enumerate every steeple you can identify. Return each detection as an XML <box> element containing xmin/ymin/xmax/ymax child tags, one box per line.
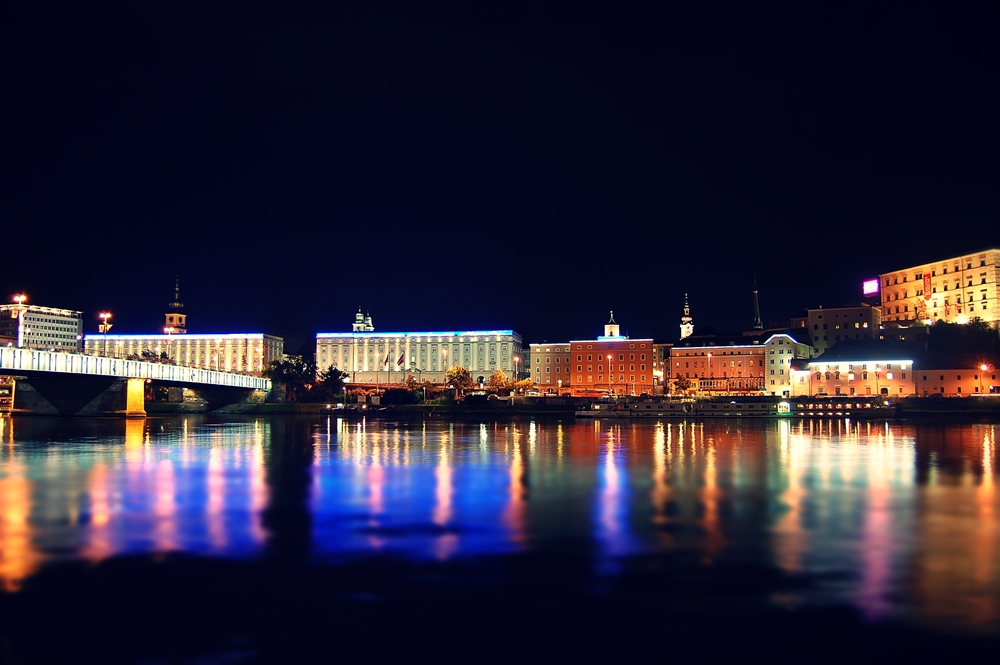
<box><xmin>604</xmin><ymin>310</ymin><xmax>620</xmax><ymax>338</ymax></box>
<box><xmin>164</xmin><ymin>276</ymin><xmax>187</xmax><ymax>333</ymax></box>
<box><xmin>679</xmin><ymin>294</ymin><xmax>694</xmax><ymax>339</ymax></box>
<box><xmin>752</xmin><ymin>280</ymin><xmax>763</xmax><ymax>330</ymax></box>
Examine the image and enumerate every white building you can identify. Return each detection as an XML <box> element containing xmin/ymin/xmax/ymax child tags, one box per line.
<box><xmin>0</xmin><ymin>304</ymin><xmax>83</xmax><ymax>351</ymax></box>
<box><xmin>83</xmin><ymin>333</ymin><xmax>284</xmax><ymax>374</ymax></box>
<box><xmin>81</xmin><ymin>285</ymin><xmax>282</xmax><ymax>374</ymax></box>
<box><xmin>317</xmin><ymin>312</ymin><xmax>523</xmax><ymax>384</ymax></box>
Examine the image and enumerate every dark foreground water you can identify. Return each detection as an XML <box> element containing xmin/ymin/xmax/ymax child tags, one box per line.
<box><xmin>1</xmin><ymin>415</ymin><xmax>998</xmax><ymax>662</ymax></box>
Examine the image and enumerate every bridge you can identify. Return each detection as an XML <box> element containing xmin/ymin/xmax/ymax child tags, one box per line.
<box><xmin>0</xmin><ymin>347</ymin><xmax>271</xmax><ymax>416</ymax></box>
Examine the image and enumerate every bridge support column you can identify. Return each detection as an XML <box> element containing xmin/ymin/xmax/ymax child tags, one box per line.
<box><xmin>125</xmin><ymin>378</ymin><xmax>146</xmax><ymax>418</ymax></box>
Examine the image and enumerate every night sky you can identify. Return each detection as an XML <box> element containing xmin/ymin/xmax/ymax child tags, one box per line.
<box><xmin>3</xmin><ymin>2</ymin><xmax>998</xmax><ymax>353</ymax></box>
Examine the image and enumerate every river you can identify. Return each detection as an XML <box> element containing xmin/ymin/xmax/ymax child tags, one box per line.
<box><xmin>1</xmin><ymin>415</ymin><xmax>997</xmax><ymax>661</ymax></box>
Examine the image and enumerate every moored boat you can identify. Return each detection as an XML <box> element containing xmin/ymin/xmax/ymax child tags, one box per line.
<box><xmin>575</xmin><ymin>397</ymin><xmax>896</xmax><ymax>419</ymax></box>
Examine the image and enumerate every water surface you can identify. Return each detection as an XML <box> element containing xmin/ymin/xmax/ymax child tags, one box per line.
<box><xmin>1</xmin><ymin>415</ymin><xmax>998</xmax><ymax>640</ymax></box>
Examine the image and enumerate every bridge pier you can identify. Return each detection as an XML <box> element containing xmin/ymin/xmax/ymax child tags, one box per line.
<box><xmin>9</xmin><ymin>376</ymin><xmax>146</xmax><ymax>417</ymax></box>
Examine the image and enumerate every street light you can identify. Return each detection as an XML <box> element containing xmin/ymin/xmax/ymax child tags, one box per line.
<box><xmin>441</xmin><ymin>347</ymin><xmax>448</xmax><ymax>384</ymax></box>
<box><xmin>12</xmin><ymin>294</ymin><xmax>27</xmax><ymax>348</ymax></box>
<box><xmin>607</xmin><ymin>355</ymin><xmax>613</xmax><ymax>394</ymax></box>
<box><xmin>98</xmin><ymin>311</ymin><xmax>113</xmax><ymax>356</ymax></box>
<box><xmin>513</xmin><ymin>355</ymin><xmax>520</xmax><ymax>382</ymax></box>
<box><xmin>980</xmin><ymin>363</ymin><xmax>994</xmax><ymax>394</ymax></box>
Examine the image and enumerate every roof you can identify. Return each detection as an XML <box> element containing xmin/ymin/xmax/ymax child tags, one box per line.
<box><xmin>810</xmin><ymin>340</ymin><xmax>915</xmax><ymax>363</ymax></box>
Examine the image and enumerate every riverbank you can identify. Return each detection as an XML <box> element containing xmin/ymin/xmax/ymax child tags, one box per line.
<box><xmin>145</xmin><ymin>396</ymin><xmax>1000</xmax><ymax>418</ymax></box>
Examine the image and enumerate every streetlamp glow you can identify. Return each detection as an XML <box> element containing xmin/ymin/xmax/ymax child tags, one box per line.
<box><xmin>12</xmin><ymin>294</ymin><xmax>27</xmax><ymax>348</ymax></box>
<box><xmin>98</xmin><ymin>311</ymin><xmax>113</xmax><ymax>356</ymax></box>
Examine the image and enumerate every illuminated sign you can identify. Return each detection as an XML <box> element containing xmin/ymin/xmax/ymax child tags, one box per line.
<box><xmin>862</xmin><ymin>279</ymin><xmax>879</xmax><ymax>296</ymax></box>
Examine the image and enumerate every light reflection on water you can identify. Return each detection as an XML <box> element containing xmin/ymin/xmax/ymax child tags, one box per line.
<box><xmin>0</xmin><ymin>415</ymin><xmax>998</xmax><ymax>632</ymax></box>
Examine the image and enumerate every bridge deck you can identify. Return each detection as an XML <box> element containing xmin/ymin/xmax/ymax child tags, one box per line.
<box><xmin>0</xmin><ymin>348</ymin><xmax>271</xmax><ymax>391</ymax></box>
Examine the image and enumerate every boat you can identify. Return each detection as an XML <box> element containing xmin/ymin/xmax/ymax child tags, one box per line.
<box><xmin>575</xmin><ymin>397</ymin><xmax>896</xmax><ymax>419</ymax></box>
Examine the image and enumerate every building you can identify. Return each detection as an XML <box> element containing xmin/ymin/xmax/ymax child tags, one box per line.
<box><xmin>0</xmin><ymin>300</ymin><xmax>83</xmax><ymax>351</ymax></box>
<box><xmin>316</xmin><ymin>311</ymin><xmax>523</xmax><ymax>384</ymax></box>
<box><xmin>795</xmin><ymin>340</ymin><xmax>916</xmax><ymax>397</ymax></box>
<box><xmin>528</xmin><ymin>342</ymin><xmax>572</xmax><ymax>392</ymax></box>
<box><xmin>559</xmin><ymin>312</ymin><xmax>654</xmax><ymax>396</ymax></box>
<box><xmin>82</xmin><ymin>286</ymin><xmax>283</xmax><ymax>374</ymax></box>
<box><xmin>806</xmin><ymin>303</ymin><xmax>882</xmax><ymax>355</ymax></box>
<box><xmin>83</xmin><ymin>333</ymin><xmax>283</xmax><ymax>373</ymax></box>
<box><xmin>652</xmin><ymin>342</ymin><xmax>673</xmax><ymax>394</ymax></box>
<box><xmin>915</xmin><ymin>363</ymin><xmax>998</xmax><ymax>396</ymax></box>
<box><xmin>878</xmin><ymin>249</ymin><xmax>1000</xmax><ymax>326</ymax></box>
<box><xmin>670</xmin><ymin>330</ymin><xmax>812</xmax><ymax>396</ymax></box>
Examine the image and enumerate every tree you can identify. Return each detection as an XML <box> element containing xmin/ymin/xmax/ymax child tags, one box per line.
<box><xmin>486</xmin><ymin>370</ymin><xmax>511</xmax><ymax>394</ymax></box>
<box><xmin>512</xmin><ymin>378</ymin><xmax>534</xmax><ymax>395</ymax></box>
<box><xmin>311</xmin><ymin>365</ymin><xmax>348</xmax><ymax>402</ymax></box>
<box><xmin>405</xmin><ymin>375</ymin><xmax>418</xmax><ymax>390</ymax></box>
<box><xmin>263</xmin><ymin>357</ymin><xmax>316</xmax><ymax>402</ymax></box>
<box><xmin>672</xmin><ymin>376</ymin><xmax>692</xmax><ymax>393</ymax></box>
<box><xmin>446</xmin><ymin>365</ymin><xmax>474</xmax><ymax>393</ymax></box>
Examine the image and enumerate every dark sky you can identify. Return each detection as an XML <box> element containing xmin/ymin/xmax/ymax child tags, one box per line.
<box><xmin>2</xmin><ymin>1</ymin><xmax>998</xmax><ymax>353</ymax></box>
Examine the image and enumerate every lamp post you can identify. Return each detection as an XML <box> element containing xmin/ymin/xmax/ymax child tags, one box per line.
<box><xmin>707</xmin><ymin>352</ymin><xmax>713</xmax><ymax>393</ymax></box>
<box><xmin>980</xmin><ymin>363</ymin><xmax>994</xmax><ymax>394</ymax></box>
<box><xmin>513</xmin><ymin>355</ymin><xmax>520</xmax><ymax>382</ymax></box>
<box><xmin>607</xmin><ymin>355</ymin><xmax>613</xmax><ymax>394</ymax></box>
<box><xmin>98</xmin><ymin>311</ymin><xmax>113</xmax><ymax>356</ymax></box>
<box><xmin>441</xmin><ymin>348</ymin><xmax>448</xmax><ymax>384</ymax></box>
<box><xmin>874</xmin><ymin>365</ymin><xmax>881</xmax><ymax>395</ymax></box>
<box><xmin>12</xmin><ymin>294</ymin><xmax>27</xmax><ymax>348</ymax></box>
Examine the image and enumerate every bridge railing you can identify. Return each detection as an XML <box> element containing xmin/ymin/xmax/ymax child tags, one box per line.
<box><xmin>0</xmin><ymin>348</ymin><xmax>271</xmax><ymax>391</ymax></box>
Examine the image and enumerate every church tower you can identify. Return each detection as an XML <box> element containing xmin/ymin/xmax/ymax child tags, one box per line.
<box><xmin>679</xmin><ymin>294</ymin><xmax>694</xmax><ymax>339</ymax></box>
<box><xmin>352</xmin><ymin>307</ymin><xmax>366</xmax><ymax>331</ymax></box>
<box><xmin>352</xmin><ymin>308</ymin><xmax>376</xmax><ymax>332</ymax></box>
<box><xmin>164</xmin><ymin>277</ymin><xmax>187</xmax><ymax>333</ymax></box>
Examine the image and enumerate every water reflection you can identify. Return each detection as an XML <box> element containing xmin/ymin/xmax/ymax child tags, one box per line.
<box><xmin>0</xmin><ymin>415</ymin><xmax>999</xmax><ymax>634</ymax></box>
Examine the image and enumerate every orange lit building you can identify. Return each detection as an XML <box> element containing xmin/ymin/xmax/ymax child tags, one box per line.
<box><xmin>670</xmin><ymin>331</ymin><xmax>812</xmax><ymax>396</ymax></box>
<box><xmin>561</xmin><ymin>313</ymin><xmax>654</xmax><ymax>396</ymax></box>
<box><xmin>878</xmin><ymin>248</ymin><xmax>1000</xmax><ymax>325</ymax></box>
<box><xmin>915</xmin><ymin>363</ymin><xmax>998</xmax><ymax>396</ymax></box>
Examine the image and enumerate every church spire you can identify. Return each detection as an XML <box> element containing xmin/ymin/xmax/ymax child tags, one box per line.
<box><xmin>680</xmin><ymin>293</ymin><xmax>694</xmax><ymax>339</ymax></box>
<box><xmin>752</xmin><ymin>280</ymin><xmax>763</xmax><ymax>330</ymax></box>
<box><xmin>164</xmin><ymin>276</ymin><xmax>187</xmax><ymax>333</ymax></box>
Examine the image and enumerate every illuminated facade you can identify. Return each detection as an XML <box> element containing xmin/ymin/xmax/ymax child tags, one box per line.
<box><xmin>807</xmin><ymin>304</ymin><xmax>881</xmax><ymax>355</ymax></box>
<box><xmin>316</xmin><ymin>313</ymin><xmax>523</xmax><ymax>384</ymax></box>
<box><xmin>652</xmin><ymin>342</ymin><xmax>673</xmax><ymax>394</ymax></box>
<box><xmin>879</xmin><ymin>249</ymin><xmax>1000</xmax><ymax>325</ymax></box>
<box><xmin>797</xmin><ymin>341</ymin><xmax>915</xmax><ymax>397</ymax></box>
<box><xmin>915</xmin><ymin>365</ymin><xmax>998</xmax><ymax>396</ymax></box>
<box><xmin>563</xmin><ymin>313</ymin><xmax>655</xmax><ymax>396</ymax></box>
<box><xmin>528</xmin><ymin>343</ymin><xmax>572</xmax><ymax>391</ymax></box>
<box><xmin>0</xmin><ymin>304</ymin><xmax>83</xmax><ymax>351</ymax></box>
<box><xmin>671</xmin><ymin>331</ymin><xmax>811</xmax><ymax>395</ymax></box>
<box><xmin>83</xmin><ymin>333</ymin><xmax>283</xmax><ymax>374</ymax></box>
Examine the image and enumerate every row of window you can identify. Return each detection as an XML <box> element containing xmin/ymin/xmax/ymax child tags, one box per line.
<box><xmin>886</xmin><ymin>258</ymin><xmax>990</xmax><ymax>284</ymax></box>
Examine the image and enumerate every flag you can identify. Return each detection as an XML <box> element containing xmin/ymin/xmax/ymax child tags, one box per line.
<box><xmin>384</xmin><ymin>350</ymin><xmax>391</xmax><ymax>369</ymax></box>
<box><xmin>397</xmin><ymin>352</ymin><xmax>405</xmax><ymax>367</ymax></box>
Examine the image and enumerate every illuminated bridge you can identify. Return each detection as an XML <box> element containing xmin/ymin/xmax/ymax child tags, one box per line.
<box><xmin>0</xmin><ymin>347</ymin><xmax>271</xmax><ymax>416</ymax></box>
